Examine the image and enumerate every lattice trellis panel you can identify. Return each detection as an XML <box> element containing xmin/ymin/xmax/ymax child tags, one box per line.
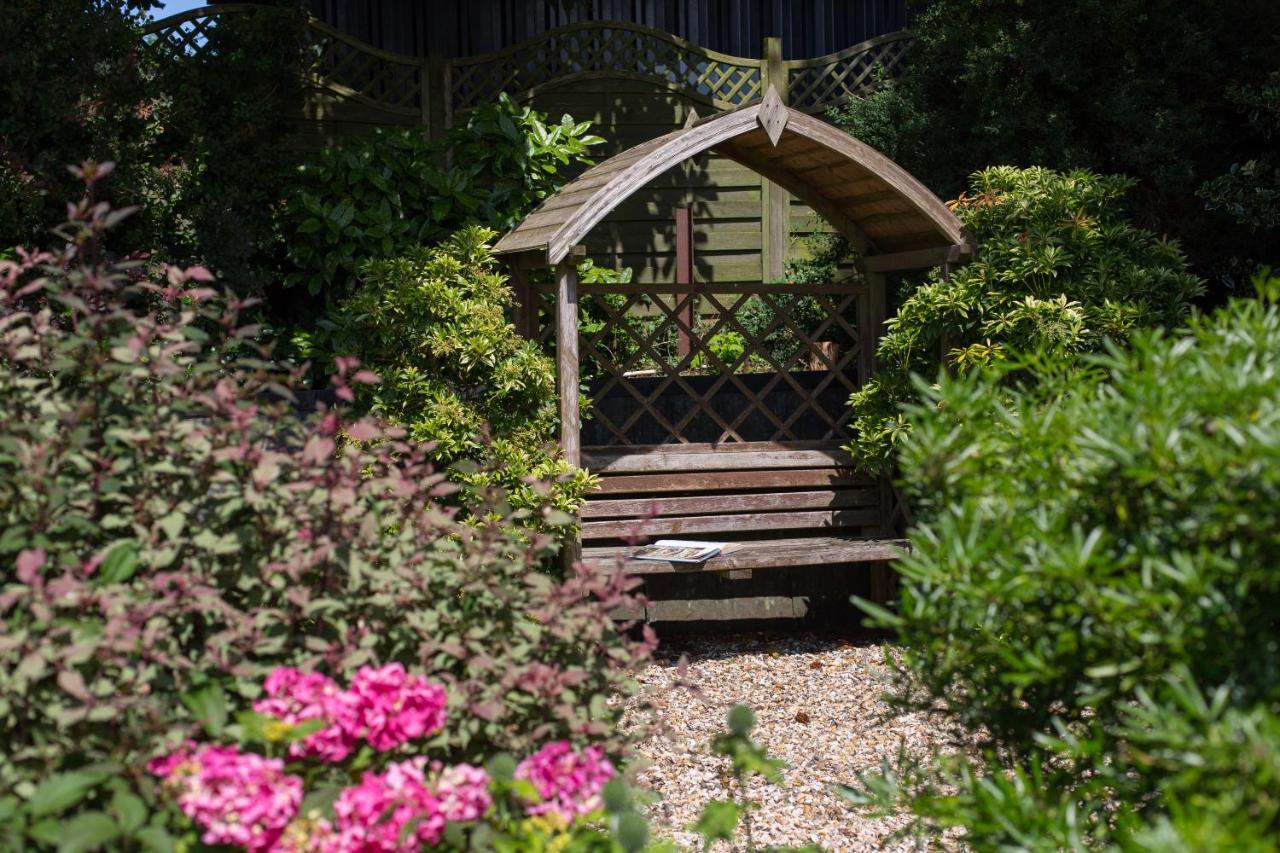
<box><xmin>788</xmin><ymin>35</ymin><xmax>913</xmax><ymax>113</ymax></box>
<box><xmin>307</xmin><ymin>29</ymin><xmax>422</xmax><ymax>111</ymax></box>
<box><xmin>450</xmin><ymin>24</ymin><xmax>763</xmax><ymax>114</ymax></box>
<box><xmin>143</xmin><ymin>13</ymin><xmax>221</xmax><ymax>58</ymax></box>
<box><xmin>537</xmin><ymin>285</ymin><xmax>866</xmax><ymax>447</ymax></box>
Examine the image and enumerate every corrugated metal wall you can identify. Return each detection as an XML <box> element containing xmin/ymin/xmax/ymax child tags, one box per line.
<box><xmin>303</xmin><ymin>0</ymin><xmax>912</xmax><ymax>59</ymax></box>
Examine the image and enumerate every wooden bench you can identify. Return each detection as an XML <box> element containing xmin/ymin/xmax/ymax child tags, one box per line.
<box><xmin>578</xmin><ymin>440</ymin><xmax>908</xmax><ymax>574</ymax></box>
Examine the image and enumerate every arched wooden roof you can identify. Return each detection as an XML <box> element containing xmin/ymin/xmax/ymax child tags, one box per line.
<box><xmin>494</xmin><ymin>87</ymin><xmax>968</xmax><ymax>268</ymax></box>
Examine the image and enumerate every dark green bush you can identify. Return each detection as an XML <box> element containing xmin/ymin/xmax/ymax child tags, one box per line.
<box><xmin>0</xmin><ymin>2</ymin><xmax>303</xmax><ymax>287</ymax></box>
<box><xmin>282</xmin><ymin>94</ymin><xmax>602</xmax><ymax>298</ymax></box>
<box><xmin>830</xmin><ymin>0</ymin><xmax>1280</xmax><ymax>284</ymax></box>
<box><xmin>851</xmin><ymin>283</ymin><xmax>1280</xmax><ymax>847</ymax></box>
<box><xmin>847</xmin><ymin>166</ymin><xmax>1202</xmax><ymax>472</ymax></box>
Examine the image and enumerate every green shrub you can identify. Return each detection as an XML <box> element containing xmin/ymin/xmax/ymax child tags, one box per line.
<box><xmin>1199</xmin><ymin>71</ymin><xmax>1280</xmax><ymax>234</ymax></box>
<box><xmin>282</xmin><ymin>94</ymin><xmax>602</xmax><ymax>298</ymax></box>
<box><xmin>0</xmin><ymin>179</ymin><xmax>652</xmax><ymax>845</ymax></box>
<box><xmin>325</xmin><ymin>226</ymin><xmax>594</xmax><ymax>527</ymax></box>
<box><xmin>847</xmin><ymin>166</ymin><xmax>1202</xmax><ymax>472</ymax></box>
<box><xmin>850</xmin><ymin>285</ymin><xmax>1280</xmax><ymax>847</ymax></box>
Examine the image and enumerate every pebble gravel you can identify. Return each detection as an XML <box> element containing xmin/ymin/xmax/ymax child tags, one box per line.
<box><xmin>621</xmin><ymin>633</ymin><xmax>961</xmax><ymax>851</ymax></box>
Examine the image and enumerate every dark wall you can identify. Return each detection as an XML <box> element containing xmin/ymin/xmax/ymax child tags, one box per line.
<box><xmin>300</xmin><ymin>0</ymin><xmax>913</xmax><ymax>59</ymax></box>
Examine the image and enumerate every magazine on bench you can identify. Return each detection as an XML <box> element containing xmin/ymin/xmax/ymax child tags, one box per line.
<box><xmin>631</xmin><ymin>540</ymin><xmax>736</xmax><ymax>563</ymax></box>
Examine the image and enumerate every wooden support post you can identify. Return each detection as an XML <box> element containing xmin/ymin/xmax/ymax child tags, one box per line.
<box><xmin>556</xmin><ymin>260</ymin><xmax>581</xmax><ymax>466</ymax></box>
<box><xmin>675</xmin><ymin>206</ymin><xmax>694</xmax><ymax>358</ymax></box>
<box><xmin>509</xmin><ymin>265</ymin><xmax>536</xmax><ymax>340</ymax></box>
<box><xmin>760</xmin><ymin>36</ymin><xmax>789</xmax><ymax>282</ymax></box>
<box><xmin>862</xmin><ymin>270</ymin><xmax>895</xmax><ymax>605</ymax></box>
<box><xmin>860</xmin><ymin>271</ymin><xmax>888</xmax><ymax>380</ymax></box>
<box><xmin>556</xmin><ymin>259</ymin><xmax>582</xmax><ymax>570</ymax></box>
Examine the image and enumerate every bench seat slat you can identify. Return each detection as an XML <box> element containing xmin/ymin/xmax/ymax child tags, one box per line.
<box><xmin>582</xmin><ymin>487</ymin><xmax>879</xmax><ymax>519</ymax></box>
<box><xmin>582</xmin><ymin>535</ymin><xmax>909</xmax><ymax>574</ymax></box>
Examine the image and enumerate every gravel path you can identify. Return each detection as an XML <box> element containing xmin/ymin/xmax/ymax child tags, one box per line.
<box><xmin>622</xmin><ymin>633</ymin><xmax>954</xmax><ymax>851</ymax></box>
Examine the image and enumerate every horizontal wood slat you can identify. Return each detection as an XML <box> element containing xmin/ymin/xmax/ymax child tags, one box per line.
<box><xmin>583</xmin><ymin>487</ymin><xmax>878</xmax><ymax>518</ymax></box>
<box><xmin>595</xmin><ymin>468</ymin><xmax>872</xmax><ymax>494</ymax></box>
<box><xmin>582</xmin><ymin>535</ymin><xmax>909</xmax><ymax>573</ymax></box>
<box><xmin>583</xmin><ymin>448</ymin><xmax>853</xmax><ymax>473</ymax></box>
<box><xmin>581</xmin><ymin>507</ymin><xmax>879</xmax><ymax>538</ymax></box>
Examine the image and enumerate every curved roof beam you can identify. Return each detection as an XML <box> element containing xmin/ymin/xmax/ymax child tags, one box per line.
<box><xmin>493</xmin><ymin>87</ymin><xmax>966</xmax><ymax>267</ymax></box>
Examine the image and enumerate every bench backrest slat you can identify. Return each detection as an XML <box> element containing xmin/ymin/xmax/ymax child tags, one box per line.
<box><xmin>581</xmin><ymin>441</ymin><xmax>882</xmax><ymax>545</ymax></box>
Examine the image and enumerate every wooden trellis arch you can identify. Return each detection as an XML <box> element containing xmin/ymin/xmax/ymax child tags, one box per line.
<box><xmin>494</xmin><ymin>89</ymin><xmax>969</xmax><ymax>584</ymax></box>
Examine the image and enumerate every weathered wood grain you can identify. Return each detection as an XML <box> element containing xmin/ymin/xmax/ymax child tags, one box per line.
<box><xmin>583</xmin><ymin>487</ymin><xmax>879</xmax><ymax>518</ymax></box>
<box><xmin>582</xmin><ymin>507</ymin><xmax>879</xmax><ymax>538</ymax></box>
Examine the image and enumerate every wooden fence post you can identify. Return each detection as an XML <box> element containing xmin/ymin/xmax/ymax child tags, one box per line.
<box><xmin>760</xmin><ymin>36</ymin><xmax>789</xmax><ymax>282</ymax></box>
<box><xmin>423</xmin><ymin>53</ymin><xmax>448</xmax><ymax>141</ymax></box>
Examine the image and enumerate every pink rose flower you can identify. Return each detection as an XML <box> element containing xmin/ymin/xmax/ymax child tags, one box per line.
<box><xmin>149</xmin><ymin>744</ymin><xmax>301</xmax><ymax>852</ymax></box>
<box><xmin>347</xmin><ymin>663</ymin><xmax>447</xmax><ymax>751</ymax></box>
<box><xmin>515</xmin><ymin>741</ymin><xmax>615</xmax><ymax>821</ymax></box>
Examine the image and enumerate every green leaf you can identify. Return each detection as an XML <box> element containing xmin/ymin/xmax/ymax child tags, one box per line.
<box><xmin>615</xmin><ymin>811</ymin><xmax>650</xmax><ymax>852</ymax></box>
<box><xmin>96</xmin><ymin>540</ymin><xmax>139</xmax><ymax>585</ymax></box>
<box><xmin>110</xmin><ymin>789</ymin><xmax>147</xmax><ymax>834</ymax></box>
<box><xmin>27</xmin><ymin>771</ymin><xmax>104</xmax><ymax>818</ymax></box>
<box><xmin>58</xmin><ymin>812</ymin><xmax>120</xmax><ymax>853</ymax></box>
<box><xmin>691</xmin><ymin>800</ymin><xmax>738</xmax><ymax>847</ymax></box>
<box><xmin>299</xmin><ymin>785</ymin><xmax>343</xmax><ymax>820</ymax></box>
<box><xmin>181</xmin><ymin>684</ymin><xmax>228</xmax><ymax>737</ymax></box>
<box><xmin>134</xmin><ymin>826</ymin><xmax>176</xmax><ymax>852</ymax></box>
<box><xmin>726</xmin><ymin>704</ymin><xmax>755</xmax><ymax>736</ymax></box>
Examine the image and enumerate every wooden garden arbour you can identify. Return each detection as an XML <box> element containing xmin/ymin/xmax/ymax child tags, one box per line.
<box><xmin>495</xmin><ymin>88</ymin><xmax>969</xmax><ymax>578</ymax></box>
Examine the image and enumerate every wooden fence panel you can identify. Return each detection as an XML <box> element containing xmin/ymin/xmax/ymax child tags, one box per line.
<box><xmin>143</xmin><ymin>9</ymin><xmax>913</xmax><ymax>282</ymax></box>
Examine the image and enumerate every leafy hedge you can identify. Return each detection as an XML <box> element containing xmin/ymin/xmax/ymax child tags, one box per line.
<box><xmin>0</xmin><ymin>174</ymin><xmax>652</xmax><ymax>847</ymax></box>
<box><xmin>851</xmin><ymin>280</ymin><xmax>1280</xmax><ymax>847</ymax></box>
<box><xmin>847</xmin><ymin>166</ymin><xmax>1202</xmax><ymax>472</ymax></box>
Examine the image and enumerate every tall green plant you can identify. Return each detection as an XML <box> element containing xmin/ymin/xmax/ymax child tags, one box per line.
<box><xmin>0</xmin><ymin>2</ymin><xmax>304</xmax><ymax>288</ymax></box>
<box><xmin>846</xmin><ymin>166</ymin><xmax>1202</xmax><ymax>472</ymax></box>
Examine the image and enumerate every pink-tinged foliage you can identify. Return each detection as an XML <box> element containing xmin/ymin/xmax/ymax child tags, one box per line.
<box><xmin>149</xmin><ymin>744</ymin><xmax>302</xmax><ymax>851</ymax></box>
<box><xmin>0</xmin><ymin>175</ymin><xmax>653</xmax><ymax>829</ymax></box>
<box><xmin>516</xmin><ymin>741</ymin><xmax>616</xmax><ymax>821</ymax></box>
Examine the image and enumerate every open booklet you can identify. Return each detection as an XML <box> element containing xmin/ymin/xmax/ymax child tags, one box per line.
<box><xmin>630</xmin><ymin>539</ymin><xmax>739</xmax><ymax>564</ymax></box>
